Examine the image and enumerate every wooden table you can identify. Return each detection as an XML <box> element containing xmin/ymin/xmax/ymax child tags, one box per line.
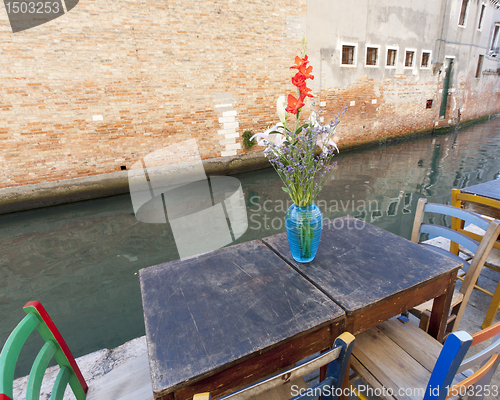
<box><xmin>139</xmin><ymin>240</ymin><xmax>345</xmax><ymax>400</ymax></box>
<box><xmin>459</xmin><ymin>179</ymin><xmax>500</xmax><ymax>219</ymax></box>
<box><xmin>263</xmin><ymin>216</ymin><xmax>462</xmax><ymax>342</ymax></box>
<box><xmin>140</xmin><ymin>217</ymin><xmax>462</xmax><ymax>400</ymax></box>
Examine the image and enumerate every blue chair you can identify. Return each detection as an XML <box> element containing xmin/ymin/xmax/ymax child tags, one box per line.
<box><xmin>351</xmin><ymin>319</ymin><xmax>500</xmax><ymax>400</ymax></box>
<box><xmin>409</xmin><ymin>198</ymin><xmax>500</xmax><ymax>333</ymax></box>
<box><xmin>193</xmin><ymin>332</ymin><xmax>355</xmax><ymax>400</ymax></box>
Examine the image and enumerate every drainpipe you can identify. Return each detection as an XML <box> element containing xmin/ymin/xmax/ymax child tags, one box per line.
<box><xmin>433</xmin><ymin>0</ymin><xmax>451</xmax><ymax>74</ymax></box>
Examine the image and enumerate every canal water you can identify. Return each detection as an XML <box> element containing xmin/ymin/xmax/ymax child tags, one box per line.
<box><xmin>2</xmin><ymin>117</ymin><xmax>500</xmax><ymax>377</ymax></box>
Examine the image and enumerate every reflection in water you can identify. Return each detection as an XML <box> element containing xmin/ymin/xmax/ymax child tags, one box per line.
<box><xmin>2</xmin><ymin>117</ymin><xmax>500</xmax><ymax>376</ymax></box>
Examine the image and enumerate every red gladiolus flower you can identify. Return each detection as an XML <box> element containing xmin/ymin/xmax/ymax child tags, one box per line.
<box><xmin>290</xmin><ymin>55</ymin><xmax>314</xmax><ymax>80</ymax></box>
<box><xmin>299</xmin><ymin>85</ymin><xmax>313</xmax><ymax>98</ymax></box>
<box><xmin>286</xmin><ymin>94</ymin><xmax>305</xmax><ymax>115</ymax></box>
<box><xmin>291</xmin><ymin>72</ymin><xmax>306</xmax><ymax>87</ymax></box>
<box><xmin>285</xmin><ymin>53</ymin><xmax>315</xmax><ymax>114</ymax></box>
<box><xmin>291</xmin><ymin>73</ymin><xmax>312</xmax><ymax>96</ymax></box>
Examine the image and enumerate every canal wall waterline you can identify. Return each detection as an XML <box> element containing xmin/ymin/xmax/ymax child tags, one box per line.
<box><xmin>0</xmin><ymin>113</ymin><xmax>498</xmax><ymax>215</ymax></box>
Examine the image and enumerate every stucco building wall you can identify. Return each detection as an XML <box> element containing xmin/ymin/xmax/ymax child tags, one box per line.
<box><xmin>307</xmin><ymin>0</ymin><xmax>500</xmax><ymax>149</ymax></box>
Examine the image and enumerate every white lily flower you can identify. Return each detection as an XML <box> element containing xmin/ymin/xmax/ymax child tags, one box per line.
<box><xmin>276</xmin><ymin>97</ymin><xmax>287</xmax><ymax>126</ymax></box>
<box><xmin>317</xmin><ymin>133</ymin><xmax>339</xmax><ymax>155</ymax></box>
<box><xmin>250</xmin><ymin>123</ymin><xmax>287</xmax><ymax>147</ymax></box>
<box><xmin>308</xmin><ymin>110</ymin><xmax>321</xmax><ymax>128</ymax></box>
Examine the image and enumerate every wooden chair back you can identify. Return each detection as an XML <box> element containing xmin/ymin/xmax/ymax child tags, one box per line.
<box><xmin>0</xmin><ymin>301</ymin><xmax>88</xmax><ymax>400</ymax></box>
<box><xmin>411</xmin><ymin>198</ymin><xmax>500</xmax><ymax>331</ymax></box>
<box><xmin>450</xmin><ymin>320</ymin><xmax>500</xmax><ymax>399</ymax></box>
<box><xmin>350</xmin><ymin>319</ymin><xmax>500</xmax><ymax>400</ymax></box>
<box><xmin>193</xmin><ymin>332</ymin><xmax>355</xmax><ymax>400</ymax></box>
<box><xmin>424</xmin><ymin>330</ymin><xmax>472</xmax><ymax>400</ymax></box>
<box><xmin>451</xmin><ymin>188</ymin><xmax>500</xmax><ymax>253</ymax></box>
<box><xmin>451</xmin><ymin>188</ymin><xmax>500</xmax><ymax>328</ymax></box>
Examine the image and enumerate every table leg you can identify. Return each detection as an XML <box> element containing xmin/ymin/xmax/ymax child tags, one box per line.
<box><xmin>427</xmin><ymin>270</ymin><xmax>457</xmax><ymax>342</ymax></box>
<box><xmin>339</xmin><ymin>359</ymin><xmax>350</xmax><ymax>400</ymax></box>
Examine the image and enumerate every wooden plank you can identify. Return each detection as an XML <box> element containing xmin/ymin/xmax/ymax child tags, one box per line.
<box><xmin>428</xmin><ymin>270</ymin><xmax>457</xmax><ymax>341</ymax></box>
<box><xmin>169</xmin><ymin>323</ymin><xmax>341</xmax><ymax>400</ymax></box>
<box><xmin>344</xmin><ymin>273</ymin><xmax>452</xmax><ymax>336</ymax></box>
<box><xmin>352</xmin><ymin>327</ymin><xmax>430</xmax><ymax>400</ymax></box>
<box><xmin>249</xmin><ymin>378</ymin><xmax>307</xmax><ymax>400</ymax></box>
<box><xmin>411</xmin><ymin>290</ymin><xmax>463</xmax><ymax>314</ymax></box>
<box><xmin>465</xmin><ymin>202</ymin><xmax>500</xmax><ymax>221</ymax></box>
<box><xmin>86</xmin><ymin>353</ymin><xmax>153</xmax><ymax>400</ymax></box>
<box><xmin>139</xmin><ymin>240</ymin><xmax>344</xmax><ymax>399</ymax></box>
<box><xmin>376</xmin><ymin>320</ymin><xmax>442</xmax><ymax>372</ymax></box>
<box><xmin>350</xmin><ymin>357</ymin><xmax>396</xmax><ymax>400</ymax></box>
<box><xmin>221</xmin><ymin>347</ymin><xmax>341</xmax><ymax>400</ymax></box>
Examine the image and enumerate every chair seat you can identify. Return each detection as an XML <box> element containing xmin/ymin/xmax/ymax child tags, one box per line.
<box><xmin>249</xmin><ymin>378</ymin><xmax>307</xmax><ymax>400</ymax></box>
<box><xmin>461</xmin><ymin>243</ymin><xmax>500</xmax><ymax>272</ymax></box>
<box><xmin>411</xmin><ymin>290</ymin><xmax>464</xmax><ymax>315</ymax></box>
<box><xmin>86</xmin><ymin>353</ymin><xmax>153</xmax><ymax>400</ymax></box>
<box><xmin>351</xmin><ymin>319</ymin><xmax>443</xmax><ymax>400</ymax></box>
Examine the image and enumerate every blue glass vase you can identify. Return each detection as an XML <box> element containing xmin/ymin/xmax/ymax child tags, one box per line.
<box><xmin>285</xmin><ymin>203</ymin><xmax>322</xmax><ymax>263</ymax></box>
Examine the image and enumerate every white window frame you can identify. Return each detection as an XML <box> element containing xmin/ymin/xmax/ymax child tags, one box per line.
<box><xmin>477</xmin><ymin>3</ymin><xmax>486</xmax><ymax>31</ymax></box>
<box><xmin>404</xmin><ymin>48</ymin><xmax>417</xmax><ymax>69</ymax></box>
<box><xmin>385</xmin><ymin>46</ymin><xmax>398</xmax><ymax>69</ymax></box>
<box><xmin>458</xmin><ymin>0</ymin><xmax>470</xmax><ymax>28</ymax></box>
<box><xmin>420</xmin><ymin>50</ymin><xmax>432</xmax><ymax>69</ymax></box>
<box><xmin>340</xmin><ymin>42</ymin><xmax>357</xmax><ymax>67</ymax></box>
<box><xmin>365</xmin><ymin>45</ymin><xmax>380</xmax><ymax>68</ymax></box>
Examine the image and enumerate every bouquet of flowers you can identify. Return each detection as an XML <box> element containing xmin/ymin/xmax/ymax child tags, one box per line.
<box><xmin>251</xmin><ymin>46</ymin><xmax>346</xmax><ymax>262</ymax></box>
<box><xmin>251</xmin><ymin>53</ymin><xmax>346</xmax><ymax>207</ymax></box>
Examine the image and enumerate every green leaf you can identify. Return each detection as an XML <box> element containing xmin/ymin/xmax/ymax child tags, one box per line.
<box><xmin>294</xmin><ymin>123</ymin><xmax>310</xmax><ymax>134</ymax></box>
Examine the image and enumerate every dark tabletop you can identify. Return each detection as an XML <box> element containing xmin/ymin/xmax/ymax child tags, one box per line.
<box><xmin>139</xmin><ymin>240</ymin><xmax>344</xmax><ymax>395</ymax></box>
<box><xmin>263</xmin><ymin>216</ymin><xmax>462</xmax><ymax>314</ymax></box>
<box><xmin>462</xmin><ymin>179</ymin><xmax>500</xmax><ymax>201</ymax></box>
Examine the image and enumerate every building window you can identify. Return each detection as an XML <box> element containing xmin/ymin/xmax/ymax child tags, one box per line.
<box><xmin>478</xmin><ymin>4</ymin><xmax>486</xmax><ymax>30</ymax></box>
<box><xmin>342</xmin><ymin>45</ymin><xmax>355</xmax><ymax>65</ymax></box>
<box><xmin>405</xmin><ymin>50</ymin><xmax>415</xmax><ymax>67</ymax></box>
<box><xmin>476</xmin><ymin>55</ymin><xmax>484</xmax><ymax>78</ymax></box>
<box><xmin>386</xmin><ymin>48</ymin><xmax>397</xmax><ymax>67</ymax></box>
<box><xmin>458</xmin><ymin>0</ymin><xmax>469</xmax><ymax>26</ymax></box>
<box><xmin>421</xmin><ymin>52</ymin><xmax>431</xmax><ymax>68</ymax></box>
<box><xmin>491</xmin><ymin>24</ymin><xmax>500</xmax><ymax>52</ymax></box>
<box><xmin>366</xmin><ymin>47</ymin><xmax>378</xmax><ymax>66</ymax></box>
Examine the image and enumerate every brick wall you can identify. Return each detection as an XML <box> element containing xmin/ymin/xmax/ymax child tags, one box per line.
<box><xmin>0</xmin><ymin>0</ymin><xmax>307</xmax><ymax>188</ymax></box>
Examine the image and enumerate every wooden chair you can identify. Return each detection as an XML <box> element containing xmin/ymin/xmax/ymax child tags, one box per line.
<box><xmin>451</xmin><ymin>188</ymin><xmax>500</xmax><ymax>328</ymax></box>
<box><xmin>0</xmin><ymin>301</ymin><xmax>88</xmax><ymax>400</ymax></box>
<box><xmin>0</xmin><ymin>301</ymin><xmax>153</xmax><ymax>400</ymax></box>
<box><xmin>351</xmin><ymin>318</ymin><xmax>500</xmax><ymax>400</ymax></box>
<box><xmin>192</xmin><ymin>332</ymin><xmax>355</xmax><ymax>400</ymax></box>
<box><xmin>409</xmin><ymin>198</ymin><xmax>500</xmax><ymax>334</ymax></box>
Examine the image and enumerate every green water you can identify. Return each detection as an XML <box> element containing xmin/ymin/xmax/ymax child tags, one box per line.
<box><xmin>2</xmin><ymin>117</ymin><xmax>500</xmax><ymax>377</ymax></box>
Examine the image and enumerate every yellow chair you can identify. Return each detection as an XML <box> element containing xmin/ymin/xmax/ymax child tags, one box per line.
<box><xmin>451</xmin><ymin>188</ymin><xmax>500</xmax><ymax>328</ymax></box>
